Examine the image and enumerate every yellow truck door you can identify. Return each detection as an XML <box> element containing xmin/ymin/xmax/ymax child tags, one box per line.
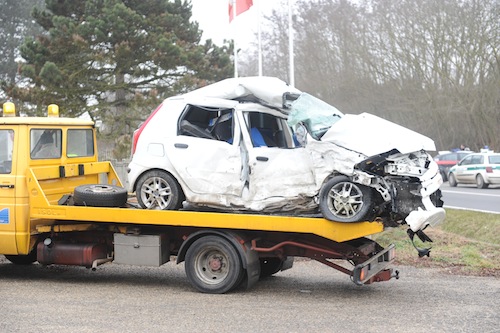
<box><xmin>0</xmin><ymin>128</ymin><xmax>17</xmax><ymax>254</ymax></box>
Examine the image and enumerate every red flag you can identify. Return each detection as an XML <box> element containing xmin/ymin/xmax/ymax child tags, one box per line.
<box><xmin>228</xmin><ymin>0</ymin><xmax>253</xmax><ymax>23</ymax></box>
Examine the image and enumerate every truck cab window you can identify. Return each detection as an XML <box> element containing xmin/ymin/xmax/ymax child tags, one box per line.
<box><xmin>30</xmin><ymin>129</ymin><xmax>62</xmax><ymax>159</ymax></box>
<box><xmin>67</xmin><ymin>129</ymin><xmax>95</xmax><ymax>157</ymax></box>
<box><xmin>0</xmin><ymin>130</ymin><xmax>13</xmax><ymax>174</ymax></box>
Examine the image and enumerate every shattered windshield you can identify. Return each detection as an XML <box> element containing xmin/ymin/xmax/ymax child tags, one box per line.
<box><xmin>287</xmin><ymin>93</ymin><xmax>343</xmax><ymax>140</ymax></box>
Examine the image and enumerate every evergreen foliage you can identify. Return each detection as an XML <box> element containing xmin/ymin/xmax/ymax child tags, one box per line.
<box><xmin>2</xmin><ymin>0</ymin><xmax>233</xmax><ymax>137</ymax></box>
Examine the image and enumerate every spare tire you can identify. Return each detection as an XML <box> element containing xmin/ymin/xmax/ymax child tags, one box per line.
<box><xmin>74</xmin><ymin>184</ymin><xmax>127</xmax><ymax>207</ymax></box>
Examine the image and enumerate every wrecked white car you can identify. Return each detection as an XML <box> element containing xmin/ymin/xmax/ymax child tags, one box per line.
<box><xmin>127</xmin><ymin>76</ymin><xmax>445</xmax><ymax>234</ymax></box>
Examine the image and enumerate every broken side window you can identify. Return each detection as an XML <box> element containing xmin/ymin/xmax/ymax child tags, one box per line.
<box><xmin>179</xmin><ymin>105</ymin><xmax>234</xmax><ymax>143</ymax></box>
<box><xmin>245</xmin><ymin>111</ymin><xmax>294</xmax><ymax>149</ymax></box>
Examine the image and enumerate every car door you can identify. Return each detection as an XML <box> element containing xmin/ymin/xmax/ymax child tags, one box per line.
<box><xmin>0</xmin><ymin>128</ymin><xmax>17</xmax><ymax>254</ymax></box>
<box><xmin>236</xmin><ymin>110</ymin><xmax>317</xmax><ymax>204</ymax></box>
<box><xmin>164</xmin><ymin>106</ymin><xmax>245</xmax><ymax>197</ymax></box>
<box><xmin>455</xmin><ymin>155</ymin><xmax>475</xmax><ymax>183</ymax></box>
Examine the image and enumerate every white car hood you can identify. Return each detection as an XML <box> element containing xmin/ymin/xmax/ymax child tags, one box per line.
<box><xmin>321</xmin><ymin>113</ymin><xmax>436</xmax><ymax>156</ymax></box>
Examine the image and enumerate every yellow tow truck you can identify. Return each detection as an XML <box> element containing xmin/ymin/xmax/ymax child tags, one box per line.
<box><xmin>0</xmin><ymin>102</ymin><xmax>397</xmax><ymax>293</ymax></box>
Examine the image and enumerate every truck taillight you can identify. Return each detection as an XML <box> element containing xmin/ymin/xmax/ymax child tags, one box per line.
<box><xmin>2</xmin><ymin>102</ymin><xmax>16</xmax><ymax>117</ymax></box>
<box><xmin>131</xmin><ymin>103</ymin><xmax>163</xmax><ymax>156</ymax></box>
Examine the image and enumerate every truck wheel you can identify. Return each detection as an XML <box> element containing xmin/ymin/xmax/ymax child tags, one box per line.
<box><xmin>74</xmin><ymin>184</ymin><xmax>127</xmax><ymax>207</ymax></box>
<box><xmin>259</xmin><ymin>258</ymin><xmax>284</xmax><ymax>278</ymax></box>
<box><xmin>5</xmin><ymin>251</ymin><xmax>37</xmax><ymax>265</ymax></box>
<box><xmin>136</xmin><ymin>170</ymin><xmax>183</xmax><ymax>210</ymax></box>
<box><xmin>185</xmin><ymin>235</ymin><xmax>244</xmax><ymax>294</ymax></box>
<box><xmin>319</xmin><ymin>176</ymin><xmax>372</xmax><ymax>223</ymax></box>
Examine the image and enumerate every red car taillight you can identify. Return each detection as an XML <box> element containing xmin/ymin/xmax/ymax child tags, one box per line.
<box><xmin>131</xmin><ymin>103</ymin><xmax>163</xmax><ymax>156</ymax></box>
<box><xmin>486</xmin><ymin>166</ymin><xmax>493</xmax><ymax>173</ymax></box>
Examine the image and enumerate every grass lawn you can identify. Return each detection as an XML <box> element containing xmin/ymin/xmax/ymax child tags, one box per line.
<box><xmin>373</xmin><ymin>208</ymin><xmax>500</xmax><ymax>277</ymax></box>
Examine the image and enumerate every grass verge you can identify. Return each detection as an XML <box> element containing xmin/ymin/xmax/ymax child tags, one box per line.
<box><xmin>373</xmin><ymin>208</ymin><xmax>500</xmax><ymax>277</ymax></box>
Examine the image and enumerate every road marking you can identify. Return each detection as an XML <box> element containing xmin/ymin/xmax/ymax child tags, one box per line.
<box><xmin>444</xmin><ymin>205</ymin><xmax>500</xmax><ymax>214</ymax></box>
<box><xmin>441</xmin><ymin>190</ymin><xmax>500</xmax><ymax>197</ymax></box>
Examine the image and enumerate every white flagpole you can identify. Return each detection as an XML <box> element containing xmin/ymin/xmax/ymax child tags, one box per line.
<box><xmin>288</xmin><ymin>0</ymin><xmax>294</xmax><ymax>86</ymax></box>
<box><xmin>233</xmin><ymin>0</ymin><xmax>238</xmax><ymax>78</ymax></box>
<box><xmin>257</xmin><ymin>0</ymin><xmax>262</xmax><ymax>76</ymax></box>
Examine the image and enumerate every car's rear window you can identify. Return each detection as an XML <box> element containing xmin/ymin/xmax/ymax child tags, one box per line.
<box><xmin>488</xmin><ymin>155</ymin><xmax>500</xmax><ymax>164</ymax></box>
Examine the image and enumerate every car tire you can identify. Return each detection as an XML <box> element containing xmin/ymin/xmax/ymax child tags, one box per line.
<box><xmin>476</xmin><ymin>175</ymin><xmax>489</xmax><ymax>189</ymax></box>
<box><xmin>319</xmin><ymin>176</ymin><xmax>373</xmax><ymax>223</ymax></box>
<box><xmin>448</xmin><ymin>173</ymin><xmax>458</xmax><ymax>187</ymax></box>
<box><xmin>440</xmin><ymin>170</ymin><xmax>448</xmax><ymax>182</ymax></box>
<box><xmin>136</xmin><ymin>170</ymin><xmax>183</xmax><ymax>210</ymax></box>
<box><xmin>185</xmin><ymin>235</ymin><xmax>244</xmax><ymax>294</ymax></box>
<box><xmin>74</xmin><ymin>184</ymin><xmax>127</xmax><ymax>207</ymax></box>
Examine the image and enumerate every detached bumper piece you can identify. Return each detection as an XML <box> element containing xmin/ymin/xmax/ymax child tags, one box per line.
<box><xmin>352</xmin><ymin>244</ymin><xmax>397</xmax><ymax>285</ymax></box>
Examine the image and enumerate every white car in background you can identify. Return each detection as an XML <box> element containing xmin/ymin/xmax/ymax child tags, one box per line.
<box><xmin>127</xmin><ymin>77</ymin><xmax>445</xmax><ymax>233</ymax></box>
<box><xmin>448</xmin><ymin>152</ymin><xmax>500</xmax><ymax>188</ymax></box>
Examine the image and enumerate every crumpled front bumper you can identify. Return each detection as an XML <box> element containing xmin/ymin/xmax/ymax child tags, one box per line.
<box><xmin>405</xmin><ymin>160</ymin><xmax>446</xmax><ymax>232</ymax></box>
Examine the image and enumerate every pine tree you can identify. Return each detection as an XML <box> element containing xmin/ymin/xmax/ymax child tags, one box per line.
<box><xmin>3</xmin><ymin>0</ymin><xmax>233</xmax><ymax>130</ymax></box>
<box><xmin>0</xmin><ymin>0</ymin><xmax>44</xmax><ymax>98</ymax></box>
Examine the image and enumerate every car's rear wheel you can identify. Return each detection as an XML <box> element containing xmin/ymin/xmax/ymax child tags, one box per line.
<box><xmin>136</xmin><ymin>170</ymin><xmax>183</xmax><ymax>210</ymax></box>
<box><xmin>448</xmin><ymin>173</ymin><xmax>458</xmax><ymax>187</ymax></box>
<box><xmin>476</xmin><ymin>174</ymin><xmax>489</xmax><ymax>189</ymax></box>
<box><xmin>319</xmin><ymin>176</ymin><xmax>372</xmax><ymax>223</ymax></box>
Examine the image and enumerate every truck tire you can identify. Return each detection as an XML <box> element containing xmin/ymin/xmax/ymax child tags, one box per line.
<box><xmin>185</xmin><ymin>235</ymin><xmax>244</xmax><ymax>294</ymax></box>
<box><xmin>73</xmin><ymin>184</ymin><xmax>127</xmax><ymax>207</ymax></box>
<box><xmin>136</xmin><ymin>170</ymin><xmax>183</xmax><ymax>210</ymax></box>
<box><xmin>259</xmin><ymin>258</ymin><xmax>284</xmax><ymax>278</ymax></box>
<box><xmin>319</xmin><ymin>175</ymin><xmax>372</xmax><ymax>223</ymax></box>
<box><xmin>5</xmin><ymin>251</ymin><xmax>37</xmax><ymax>265</ymax></box>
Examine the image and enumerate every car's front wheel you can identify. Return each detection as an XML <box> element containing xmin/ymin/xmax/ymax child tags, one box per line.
<box><xmin>136</xmin><ymin>170</ymin><xmax>183</xmax><ymax>210</ymax></box>
<box><xmin>448</xmin><ymin>173</ymin><xmax>458</xmax><ymax>187</ymax></box>
<box><xmin>319</xmin><ymin>176</ymin><xmax>373</xmax><ymax>223</ymax></box>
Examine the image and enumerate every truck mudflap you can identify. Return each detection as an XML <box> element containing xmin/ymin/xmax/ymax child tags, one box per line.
<box><xmin>352</xmin><ymin>244</ymin><xmax>397</xmax><ymax>285</ymax></box>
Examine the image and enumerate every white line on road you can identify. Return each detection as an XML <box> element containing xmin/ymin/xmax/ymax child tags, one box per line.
<box><xmin>444</xmin><ymin>205</ymin><xmax>500</xmax><ymax>214</ymax></box>
<box><xmin>441</xmin><ymin>190</ymin><xmax>500</xmax><ymax>197</ymax></box>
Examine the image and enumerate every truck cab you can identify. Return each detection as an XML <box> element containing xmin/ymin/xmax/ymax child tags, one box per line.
<box><xmin>0</xmin><ymin>102</ymin><xmax>96</xmax><ymax>258</ymax></box>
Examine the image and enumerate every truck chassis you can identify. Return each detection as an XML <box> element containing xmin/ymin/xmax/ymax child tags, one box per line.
<box><xmin>9</xmin><ymin>161</ymin><xmax>396</xmax><ymax>293</ymax></box>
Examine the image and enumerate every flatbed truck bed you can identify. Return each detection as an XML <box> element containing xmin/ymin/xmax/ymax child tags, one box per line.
<box><xmin>19</xmin><ymin>161</ymin><xmax>396</xmax><ymax>293</ymax></box>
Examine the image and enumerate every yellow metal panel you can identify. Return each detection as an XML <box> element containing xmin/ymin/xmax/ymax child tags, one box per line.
<box><xmin>27</xmin><ymin>162</ymin><xmax>383</xmax><ymax>243</ymax></box>
<box><xmin>29</xmin><ymin>205</ymin><xmax>383</xmax><ymax>243</ymax></box>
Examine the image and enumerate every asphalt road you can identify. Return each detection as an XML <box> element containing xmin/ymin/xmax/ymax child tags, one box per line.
<box><xmin>0</xmin><ymin>256</ymin><xmax>498</xmax><ymax>333</ymax></box>
<box><xmin>441</xmin><ymin>183</ymin><xmax>500</xmax><ymax>213</ymax></box>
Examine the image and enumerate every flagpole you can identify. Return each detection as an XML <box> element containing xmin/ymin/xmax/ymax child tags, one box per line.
<box><xmin>233</xmin><ymin>0</ymin><xmax>238</xmax><ymax>78</ymax></box>
<box><xmin>288</xmin><ymin>0</ymin><xmax>294</xmax><ymax>86</ymax></box>
<box><xmin>257</xmin><ymin>0</ymin><xmax>262</xmax><ymax>76</ymax></box>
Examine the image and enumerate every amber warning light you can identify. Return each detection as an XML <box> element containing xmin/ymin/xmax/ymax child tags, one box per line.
<box><xmin>2</xmin><ymin>102</ymin><xmax>16</xmax><ymax>117</ymax></box>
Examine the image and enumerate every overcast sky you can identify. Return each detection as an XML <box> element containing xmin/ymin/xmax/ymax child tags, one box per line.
<box><xmin>191</xmin><ymin>0</ymin><xmax>277</xmax><ymax>47</ymax></box>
